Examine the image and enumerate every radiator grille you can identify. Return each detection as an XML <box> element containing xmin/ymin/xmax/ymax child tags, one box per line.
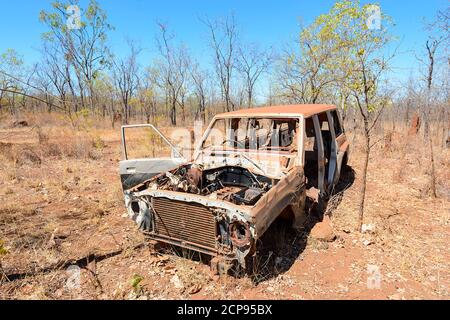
<box><xmin>152</xmin><ymin>197</ymin><xmax>217</xmax><ymax>249</ymax></box>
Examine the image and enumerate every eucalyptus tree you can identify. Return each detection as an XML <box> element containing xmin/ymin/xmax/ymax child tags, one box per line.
<box><xmin>277</xmin><ymin>0</ymin><xmax>396</xmax><ymax>230</ymax></box>
<box><xmin>203</xmin><ymin>14</ymin><xmax>239</xmax><ymax>112</ymax></box>
<box><xmin>330</xmin><ymin>1</ymin><xmax>396</xmax><ymax>230</ymax></box>
<box><xmin>0</xmin><ymin>49</ymin><xmax>25</xmax><ymax>114</ymax></box>
<box><xmin>113</xmin><ymin>41</ymin><xmax>141</xmax><ymax>124</ymax></box>
<box><xmin>236</xmin><ymin>43</ymin><xmax>272</xmax><ymax>107</ymax></box>
<box><xmin>155</xmin><ymin>22</ymin><xmax>190</xmax><ymax>125</ymax></box>
<box><xmin>39</xmin><ymin>0</ymin><xmax>113</xmax><ymax>111</ymax></box>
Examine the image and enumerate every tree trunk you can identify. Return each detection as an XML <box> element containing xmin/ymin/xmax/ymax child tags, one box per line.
<box><xmin>181</xmin><ymin>104</ymin><xmax>186</xmax><ymax>124</ymax></box>
<box><xmin>351</xmin><ymin>110</ymin><xmax>357</xmax><ymax>146</ymax></box>
<box><xmin>225</xmin><ymin>98</ymin><xmax>230</xmax><ymax>112</ymax></box>
<box><xmin>170</xmin><ymin>101</ymin><xmax>177</xmax><ymax>126</ymax></box>
<box><xmin>340</xmin><ymin>94</ymin><xmax>347</xmax><ymax>125</ymax></box>
<box><xmin>426</xmin><ymin>121</ymin><xmax>437</xmax><ymax>198</ymax></box>
<box><xmin>123</xmin><ymin>103</ymin><xmax>128</xmax><ymax>124</ymax></box>
<box><xmin>151</xmin><ymin>101</ymin><xmax>156</xmax><ymax>124</ymax></box>
<box><xmin>200</xmin><ymin>101</ymin><xmax>206</xmax><ymax>123</ymax></box>
<box><xmin>358</xmin><ymin>121</ymin><xmax>370</xmax><ymax>232</ymax></box>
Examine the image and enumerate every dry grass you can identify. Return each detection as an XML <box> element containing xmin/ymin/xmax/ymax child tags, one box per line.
<box><xmin>0</xmin><ymin>111</ymin><xmax>449</xmax><ymax>299</ymax></box>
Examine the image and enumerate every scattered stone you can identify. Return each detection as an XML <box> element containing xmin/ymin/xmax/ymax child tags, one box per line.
<box><xmin>94</xmin><ymin>208</ymin><xmax>105</xmax><ymax>217</ymax></box>
<box><xmin>212</xmin><ymin>275</ymin><xmax>220</xmax><ymax>282</ymax></box>
<box><xmin>188</xmin><ymin>284</ymin><xmax>202</xmax><ymax>295</ymax></box>
<box><xmin>388</xmin><ymin>293</ymin><xmax>404</xmax><ymax>300</ymax></box>
<box><xmin>46</xmin><ymin>228</ymin><xmax>58</xmax><ymax>249</ymax></box>
<box><xmin>170</xmin><ymin>274</ymin><xmax>183</xmax><ymax>289</ymax></box>
<box><xmin>310</xmin><ymin>216</ymin><xmax>336</xmax><ymax>242</ymax></box>
<box><xmin>361</xmin><ymin>223</ymin><xmax>376</xmax><ymax>234</ymax></box>
<box><xmin>55</xmin><ymin>288</ymin><xmax>65</xmax><ymax>297</ymax></box>
<box><xmin>362</xmin><ymin>239</ymin><xmax>374</xmax><ymax>246</ymax></box>
<box><xmin>163</xmin><ymin>264</ymin><xmax>176</xmax><ymax>272</ymax></box>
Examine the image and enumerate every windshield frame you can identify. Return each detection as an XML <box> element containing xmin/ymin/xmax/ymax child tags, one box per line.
<box><xmin>194</xmin><ymin>115</ymin><xmax>304</xmax><ymax>162</ymax></box>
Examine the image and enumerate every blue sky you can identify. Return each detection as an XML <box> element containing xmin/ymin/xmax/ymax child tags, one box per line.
<box><xmin>0</xmin><ymin>0</ymin><xmax>447</xmax><ymax>87</ymax></box>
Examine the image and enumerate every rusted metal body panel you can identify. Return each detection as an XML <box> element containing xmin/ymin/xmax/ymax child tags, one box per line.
<box><xmin>250</xmin><ymin>166</ymin><xmax>305</xmax><ymax>236</ymax></box>
<box><xmin>216</xmin><ymin>104</ymin><xmax>336</xmax><ymax>118</ymax></box>
<box><xmin>336</xmin><ymin>134</ymin><xmax>350</xmax><ymax>152</ymax></box>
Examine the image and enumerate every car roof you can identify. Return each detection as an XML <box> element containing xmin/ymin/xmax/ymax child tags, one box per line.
<box><xmin>215</xmin><ymin>104</ymin><xmax>336</xmax><ymax>118</ymax></box>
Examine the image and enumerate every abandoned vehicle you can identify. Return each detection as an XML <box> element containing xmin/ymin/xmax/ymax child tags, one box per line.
<box><xmin>119</xmin><ymin>104</ymin><xmax>350</xmax><ymax>273</ymax></box>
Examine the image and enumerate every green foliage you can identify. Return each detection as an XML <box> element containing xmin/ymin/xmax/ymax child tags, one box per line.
<box><xmin>38</xmin><ymin>0</ymin><xmax>114</xmax><ymax>105</ymax></box>
<box><xmin>281</xmin><ymin>0</ymin><xmax>394</xmax><ymax>113</ymax></box>
<box><xmin>130</xmin><ymin>274</ymin><xmax>144</xmax><ymax>294</ymax></box>
<box><xmin>92</xmin><ymin>71</ymin><xmax>114</xmax><ymax>97</ymax></box>
<box><xmin>0</xmin><ymin>240</ymin><xmax>8</xmax><ymax>256</ymax></box>
<box><xmin>0</xmin><ymin>49</ymin><xmax>23</xmax><ymax>67</ymax></box>
<box><xmin>40</xmin><ymin>0</ymin><xmax>112</xmax><ymax>35</ymax></box>
<box><xmin>0</xmin><ymin>48</ymin><xmax>25</xmax><ymax>110</ymax></box>
<box><xmin>91</xmin><ymin>135</ymin><xmax>105</xmax><ymax>150</ymax></box>
<box><xmin>76</xmin><ymin>108</ymin><xmax>90</xmax><ymax>118</ymax></box>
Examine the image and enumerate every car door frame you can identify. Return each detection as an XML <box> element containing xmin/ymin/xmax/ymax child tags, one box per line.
<box><xmin>120</xmin><ymin>124</ymin><xmax>186</xmax><ymax>191</ymax></box>
<box><xmin>121</xmin><ymin>124</ymin><xmax>184</xmax><ymax>160</ymax></box>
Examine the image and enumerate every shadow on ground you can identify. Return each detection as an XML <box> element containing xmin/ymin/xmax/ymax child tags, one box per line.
<box><xmin>246</xmin><ymin>165</ymin><xmax>355</xmax><ymax>284</ymax></box>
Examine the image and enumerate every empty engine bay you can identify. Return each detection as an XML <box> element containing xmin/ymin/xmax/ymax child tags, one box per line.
<box><xmin>145</xmin><ymin>165</ymin><xmax>276</xmax><ymax>206</ymax></box>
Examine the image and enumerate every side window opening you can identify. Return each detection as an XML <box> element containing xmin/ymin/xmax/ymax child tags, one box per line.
<box><xmin>304</xmin><ymin>117</ymin><xmax>318</xmax><ymax>189</ymax></box>
<box><xmin>122</xmin><ymin>125</ymin><xmax>174</xmax><ymax>160</ymax></box>
<box><xmin>304</xmin><ymin>113</ymin><xmax>335</xmax><ymax>193</ymax></box>
<box><xmin>331</xmin><ymin>110</ymin><xmax>343</xmax><ymax>136</ymax></box>
<box><xmin>319</xmin><ymin>113</ymin><xmax>332</xmax><ymax>162</ymax></box>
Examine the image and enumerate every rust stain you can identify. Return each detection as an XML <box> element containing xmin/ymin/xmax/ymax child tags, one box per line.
<box><xmin>216</xmin><ymin>104</ymin><xmax>336</xmax><ymax>118</ymax></box>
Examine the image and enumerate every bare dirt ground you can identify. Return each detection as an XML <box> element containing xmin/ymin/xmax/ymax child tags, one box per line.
<box><xmin>0</xmin><ymin>115</ymin><xmax>449</xmax><ymax>300</ymax></box>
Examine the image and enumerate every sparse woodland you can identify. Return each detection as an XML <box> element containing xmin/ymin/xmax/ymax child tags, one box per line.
<box><xmin>0</xmin><ymin>0</ymin><xmax>449</xmax><ymax>299</ymax></box>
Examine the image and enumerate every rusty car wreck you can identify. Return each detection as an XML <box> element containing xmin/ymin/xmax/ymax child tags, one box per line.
<box><xmin>119</xmin><ymin>104</ymin><xmax>350</xmax><ymax>273</ymax></box>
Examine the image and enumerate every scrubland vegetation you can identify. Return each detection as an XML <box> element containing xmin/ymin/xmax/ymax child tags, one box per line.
<box><xmin>0</xmin><ymin>0</ymin><xmax>448</xmax><ymax>299</ymax></box>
